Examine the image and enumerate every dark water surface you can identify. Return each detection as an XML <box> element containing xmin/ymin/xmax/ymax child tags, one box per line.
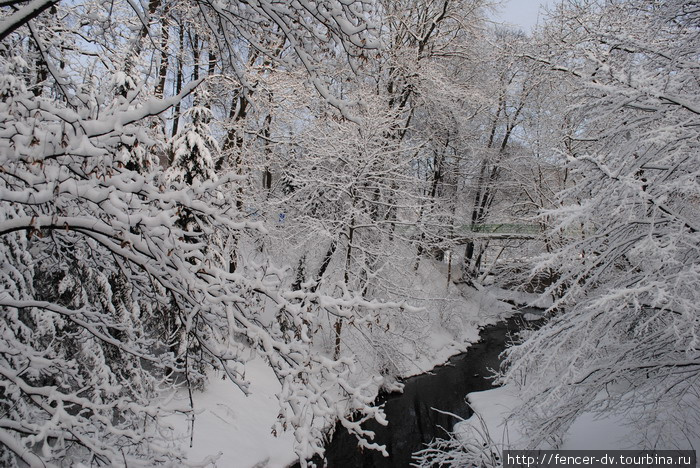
<box><xmin>294</xmin><ymin>314</ymin><xmax>535</xmax><ymax>467</ymax></box>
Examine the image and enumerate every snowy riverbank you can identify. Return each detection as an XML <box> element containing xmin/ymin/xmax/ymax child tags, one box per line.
<box><xmin>166</xmin><ymin>260</ymin><xmax>514</xmax><ymax>467</ymax></box>
<box><xmin>448</xmin><ymin>382</ymin><xmax>700</xmax><ymax>464</ymax></box>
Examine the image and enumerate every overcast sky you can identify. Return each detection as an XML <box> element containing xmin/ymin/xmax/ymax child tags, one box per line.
<box><xmin>494</xmin><ymin>0</ymin><xmax>558</xmax><ymax>32</ymax></box>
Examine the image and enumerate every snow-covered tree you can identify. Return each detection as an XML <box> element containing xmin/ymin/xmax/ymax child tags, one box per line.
<box><xmin>274</xmin><ymin>98</ymin><xmax>425</xmax><ymax>360</ymax></box>
<box><xmin>169</xmin><ymin>105</ymin><xmax>218</xmax><ymax>187</ymax></box>
<box><xmin>258</xmin><ymin>0</ymin><xmax>502</xmax><ymax>367</ymax></box>
<box><xmin>500</xmin><ymin>0</ymin><xmax>700</xmax><ymax>448</ymax></box>
<box><xmin>0</xmin><ymin>0</ymin><xmax>409</xmax><ymax>465</ymax></box>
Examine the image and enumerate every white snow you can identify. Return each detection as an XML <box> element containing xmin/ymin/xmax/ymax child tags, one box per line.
<box><xmin>167</xmin><ymin>359</ymin><xmax>296</xmax><ymax>468</ymax></box>
<box><xmin>453</xmin><ymin>385</ymin><xmax>526</xmax><ymax>450</ymax></box>
<box><xmin>166</xmin><ymin>260</ymin><xmax>514</xmax><ymax>466</ymax></box>
<box><xmin>486</xmin><ymin>285</ymin><xmax>553</xmax><ymax>309</ymax></box>
<box><xmin>454</xmin><ymin>384</ymin><xmax>700</xmax><ymax>454</ymax></box>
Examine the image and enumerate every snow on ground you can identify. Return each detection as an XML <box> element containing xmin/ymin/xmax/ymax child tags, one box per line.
<box><xmin>165</xmin><ymin>259</ymin><xmax>513</xmax><ymax>467</ymax></box>
<box><xmin>453</xmin><ymin>385</ymin><xmax>527</xmax><ymax>451</ymax></box>
<box><xmin>166</xmin><ymin>359</ymin><xmax>296</xmax><ymax>468</ymax></box>
<box><xmin>486</xmin><ymin>285</ymin><xmax>553</xmax><ymax>309</ymax></box>
<box><xmin>451</xmin><ymin>385</ymin><xmax>636</xmax><ymax>460</ymax></box>
<box><xmin>454</xmin><ymin>384</ymin><xmax>700</xmax><ymax>456</ymax></box>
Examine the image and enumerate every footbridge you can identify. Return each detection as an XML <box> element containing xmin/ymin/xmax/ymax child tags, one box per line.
<box><xmin>450</xmin><ymin>224</ymin><xmax>541</xmax><ymax>244</ymax></box>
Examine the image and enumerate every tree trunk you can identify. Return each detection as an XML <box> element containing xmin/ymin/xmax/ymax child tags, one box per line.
<box><xmin>171</xmin><ymin>21</ymin><xmax>184</xmax><ymax>141</ymax></box>
<box><xmin>335</xmin><ymin>213</ymin><xmax>356</xmax><ymax>359</ymax></box>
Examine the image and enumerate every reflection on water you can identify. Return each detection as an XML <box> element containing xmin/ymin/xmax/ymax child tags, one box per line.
<box><xmin>294</xmin><ymin>314</ymin><xmax>536</xmax><ymax>467</ymax></box>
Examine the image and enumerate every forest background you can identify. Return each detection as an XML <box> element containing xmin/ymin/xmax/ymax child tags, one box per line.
<box><xmin>0</xmin><ymin>0</ymin><xmax>698</xmax><ymax>466</ymax></box>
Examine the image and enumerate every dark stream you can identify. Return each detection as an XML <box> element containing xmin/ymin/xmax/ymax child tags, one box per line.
<box><xmin>294</xmin><ymin>314</ymin><xmax>538</xmax><ymax>467</ymax></box>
